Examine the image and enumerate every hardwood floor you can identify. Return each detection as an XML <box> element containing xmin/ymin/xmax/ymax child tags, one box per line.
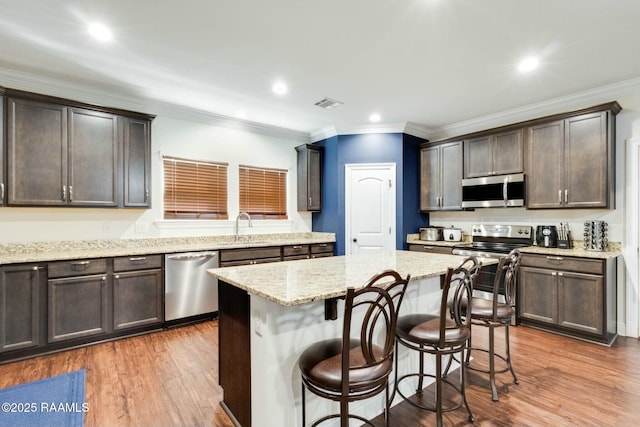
<box><xmin>0</xmin><ymin>321</ymin><xmax>639</xmax><ymax>426</ymax></box>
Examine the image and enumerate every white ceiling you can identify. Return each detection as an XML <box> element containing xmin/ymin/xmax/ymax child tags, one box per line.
<box><xmin>1</xmin><ymin>0</ymin><xmax>639</xmax><ymax>140</ymax></box>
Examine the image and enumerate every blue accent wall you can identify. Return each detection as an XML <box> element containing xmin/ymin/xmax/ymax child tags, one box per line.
<box><xmin>312</xmin><ymin>133</ymin><xmax>428</xmax><ymax>255</ymax></box>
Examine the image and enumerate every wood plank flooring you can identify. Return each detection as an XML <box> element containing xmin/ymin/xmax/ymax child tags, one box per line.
<box><xmin>0</xmin><ymin>320</ymin><xmax>639</xmax><ymax>426</ymax></box>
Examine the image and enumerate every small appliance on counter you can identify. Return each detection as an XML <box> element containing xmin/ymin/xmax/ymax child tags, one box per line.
<box><xmin>535</xmin><ymin>225</ymin><xmax>558</xmax><ymax>248</ymax></box>
<box><xmin>557</xmin><ymin>223</ymin><xmax>573</xmax><ymax>249</ymax></box>
<box><xmin>584</xmin><ymin>220</ymin><xmax>608</xmax><ymax>251</ymax></box>
<box><xmin>419</xmin><ymin>226</ymin><xmax>444</xmax><ymax>241</ymax></box>
<box><xmin>443</xmin><ymin>225</ymin><xmax>463</xmax><ymax>242</ymax></box>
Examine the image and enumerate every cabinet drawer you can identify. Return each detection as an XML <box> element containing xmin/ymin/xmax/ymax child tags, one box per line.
<box><xmin>48</xmin><ymin>259</ymin><xmax>107</xmax><ymax>278</ymax></box>
<box><xmin>114</xmin><ymin>255</ymin><xmax>163</xmax><ymax>272</ymax></box>
<box><xmin>521</xmin><ymin>254</ymin><xmax>603</xmax><ymax>275</ymax></box>
<box><xmin>283</xmin><ymin>245</ymin><xmax>310</xmax><ymax>257</ymax></box>
<box><xmin>220</xmin><ymin>247</ymin><xmax>282</xmax><ymax>263</ymax></box>
<box><xmin>311</xmin><ymin>243</ymin><xmax>334</xmax><ymax>254</ymax></box>
<box><xmin>408</xmin><ymin>244</ymin><xmax>453</xmax><ymax>254</ymax></box>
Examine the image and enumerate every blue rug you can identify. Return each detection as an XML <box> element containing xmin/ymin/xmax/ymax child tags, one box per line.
<box><xmin>0</xmin><ymin>369</ymin><xmax>86</xmax><ymax>427</ymax></box>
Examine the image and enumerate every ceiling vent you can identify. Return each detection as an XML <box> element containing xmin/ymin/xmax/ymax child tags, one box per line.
<box><xmin>314</xmin><ymin>97</ymin><xmax>343</xmax><ymax>110</ymax></box>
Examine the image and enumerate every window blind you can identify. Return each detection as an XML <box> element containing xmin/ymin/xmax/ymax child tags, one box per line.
<box><xmin>163</xmin><ymin>156</ymin><xmax>228</xmax><ymax>219</ymax></box>
<box><xmin>239</xmin><ymin>165</ymin><xmax>287</xmax><ymax>219</ymax></box>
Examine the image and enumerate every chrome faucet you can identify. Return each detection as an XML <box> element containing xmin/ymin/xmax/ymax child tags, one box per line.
<box><xmin>234</xmin><ymin>212</ymin><xmax>253</xmax><ymax>241</ymax></box>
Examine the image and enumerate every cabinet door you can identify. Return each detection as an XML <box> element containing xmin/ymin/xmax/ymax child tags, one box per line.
<box><xmin>68</xmin><ymin>108</ymin><xmax>118</xmax><ymax>206</ymax></box>
<box><xmin>296</xmin><ymin>145</ymin><xmax>322</xmax><ymax>211</ymax></box>
<box><xmin>6</xmin><ymin>97</ymin><xmax>67</xmax><ymax>206</ymax></box>
<box><xmin>419</xmin><ymin>145</ymin><xmax>441</xmax><ymax>211</ymax></box>
<box><xmin>564</xmin><ymin>112</ymin><xmax>608</xmax><ymax>208</ymax></box>
<box><xmin>113</xmin><ymin>269</ymin><xmax>163</xmax><ymax>330</ymax></box>
<box><xmin>0</xmin><ymin>264</ymin><xmax>46</xmax><ymax>352</ymax></box>
<box><xmin>519</xmin><ymin>266</ymin><xmax>558</xmax><ymax>324</ymax></box>
<box><xmin>48</xmin><ymin>274</ymin><xmax>111</xmax><ymax>342</ymax></box>
<box><xmin>526</xmin><ymin>120</ymin><xmax>564</xmax><ymax>208</ymax></box>
<box><xmin>123</xmin><ymin>117</ymin><xmax>151</xmax><ymax>207</ymax></box>
<box><xmin>0</xmin><ymin>95</ymin><xmax>4</xmax><ymax>205</ymax></box>
<box><xmin>557</xmin><ymin>271</ymin><xmax>604</xmax><ymax>335</ymax></box>
<box><xmin>307</xmin><ymin>147</ymin><xmax>322</xmax><ymax>210</ymax></box>
<box><xmin>492</xmin><ymin>129</ymin><xmax>523</xmax><ymax>175</ymax></box>
<box><xmin>464</xmin><ymin>136</ymin><xmax>492</xmax><ymax>178</ymax></box>
<box><xmin>440</xmin><ymin>141</ymin><xmax>463</xmax><ymax>210</ymax></box>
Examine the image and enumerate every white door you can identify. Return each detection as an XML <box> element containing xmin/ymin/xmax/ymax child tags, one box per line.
<box><xmin>345</xmin><ymin>163</ymin><xmax>396</xmax><ymax>255</ymax></box>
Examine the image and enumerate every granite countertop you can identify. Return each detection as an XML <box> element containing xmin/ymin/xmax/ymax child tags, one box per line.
<box><xmin>0</xmin><ymin>232</ymin><xmax>335</xmax><ymax>265</ymax></box>
<box><xmin>406</xmin><ymin>234</ymin><xmax>621</xmax><ymax>260</ymax></box>
<box><xmin>207</xmin><ymin>250</ymin><xmax>497</xmax><ymax>306</ymax></box>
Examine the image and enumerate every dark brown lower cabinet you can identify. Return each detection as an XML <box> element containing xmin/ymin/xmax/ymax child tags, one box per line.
<box><xmin>48</xmin><ymin>274</ymin><xmax>112</xmax><ymax>342</ymax></box>
<box><xmin>519</xmin><ymin>253</ymin><xmax>616</xmax><ymax>345</ymax></box>
<box><xmin>0</xmin><ymin>264</ymin><xmax>46</xmax><ymax>352</ymax></box>
<box><xmin>113</xmin><ymin>256</ymin><xmax>163</xmax><ymax>330</ymax></box>
<box><xmin>47</xmin><ymin>259</ymin><xmax>112</xmax><ymax>343</ymax></box>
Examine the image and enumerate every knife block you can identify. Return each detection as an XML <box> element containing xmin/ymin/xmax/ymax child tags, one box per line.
<box><xmin>558</xmin><ymin>232</ymin><xmax>573</xmax><ymax>249</ymax></box>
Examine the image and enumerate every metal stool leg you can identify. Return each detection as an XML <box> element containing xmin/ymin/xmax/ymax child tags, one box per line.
<box><xmin>489</xmin><ymin>325</ymin><xmax>499</xmax><ymax>401</ymax></box>
<box><xmin>505</xmin><ymin>325</ymin><xmax>519</xmax><ymax>384</ymax></box>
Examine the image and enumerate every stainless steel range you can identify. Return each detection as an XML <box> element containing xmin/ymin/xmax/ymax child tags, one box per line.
<box><xmin>452</xmin><ymin>224</ymin><xmax>532</xmax><ymax>312</ymax></box>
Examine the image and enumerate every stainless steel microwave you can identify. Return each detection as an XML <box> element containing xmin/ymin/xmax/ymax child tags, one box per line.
<box><xmin>461</xmin><ymin>173</ymin><xmax>525</xmax><ymax>208</ymax></box>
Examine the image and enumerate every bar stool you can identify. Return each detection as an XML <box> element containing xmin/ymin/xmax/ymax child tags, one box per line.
<box><xmin>393</xmin><ymin>258</ymin><xmax>479</xmax><ymax>427</ymax></box>
<box><xmin>464</xmin><ymin>249</ymin><xmax>521</xmax><ymax>401</ymax></box>
<box><xmin>298</xmin><ymin>270</ymin><xmax>410</xmax><ymax>427</ymax></box>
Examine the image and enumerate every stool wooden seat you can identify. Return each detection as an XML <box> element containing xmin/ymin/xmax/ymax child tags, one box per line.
<box><xmin>298</xmin><ymin>270</ymin><xmax>410</xmax><ymax>427</ymax></box>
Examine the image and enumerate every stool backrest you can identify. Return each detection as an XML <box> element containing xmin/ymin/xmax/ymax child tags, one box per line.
<box><xmin>440</xmin><ymin>263</ymin><xmax>475</xmax><ymax>347</ymax></box>
<box><xmin>341</xmin><ymin>270</ymin><xmax>410</xmax><ymax>393</ymax></box>
<box><xmin>491</xmin><ymin>249</ymin><xmax>522</xmax><ymax>317</ymax></box>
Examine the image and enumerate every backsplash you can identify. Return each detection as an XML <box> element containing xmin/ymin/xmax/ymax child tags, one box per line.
<box><xmin>428</xmin><ymin>206</ymin><xmax>623</xmax><ymax>243</ymax></box>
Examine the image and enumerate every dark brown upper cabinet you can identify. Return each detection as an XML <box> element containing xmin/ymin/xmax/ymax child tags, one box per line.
<box><xmin>420</xmin><ymin>141</ymin><xmax>463</xmax><ymax>211</ymax></box>
<box><xmin>296</xmin><ymin>144</ymin><xmax>322</xmax><ymax>211</ymax></box>
<box><xmin>464</xmin><ymin>128</ymin><xmax>523</xmax><ymax>178</ymax></box>
<box><xmin>122</xmin><ymin>117</ymin><xmax>151</xmax><ymax>208</ymax></box>
<box><xmin>526</xmin><ymin>106</ymin><xmax>618</xmax><ymax>209</ymax></box>
<box><xmin>0</xmin><ymin>92</ymin><xmax>4</xmax><ymax>206</ymax></box>
<box><xmin>3</xmin><ymin>89</ymin><xmax>154</xmax><ymax>208</ymax></box>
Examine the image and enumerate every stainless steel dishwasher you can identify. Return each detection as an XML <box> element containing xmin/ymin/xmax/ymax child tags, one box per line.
<box><xmin>164</xmin><ymin>251</ymin><xmax>219</xmax><ymax>321</ymax></box>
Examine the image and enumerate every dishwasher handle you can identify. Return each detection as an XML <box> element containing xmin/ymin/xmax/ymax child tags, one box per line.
<box><xmin>167</xmin><ymin>251</ymin><xmax>218</xmax><ymax>261</ymax></box>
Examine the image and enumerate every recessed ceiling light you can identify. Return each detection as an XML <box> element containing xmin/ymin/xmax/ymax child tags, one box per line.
<box><xmin>518</xmin><ymin>56</ymin><xmax>539</xmax><ymax>72</ymax></box>
<box><xmin>272</xmin><ymin>81</ymin><xmax>288</xmax><ymax>96</ymax></box>
<box><xmin>369</xmin><ymin>113</ymin><xmax>381</xmax><ymax>123</ymax></box>
<box><xmin>88</xmin><ymin>22</ymin><xmax>113</xmax><ymax>42</ymax></box>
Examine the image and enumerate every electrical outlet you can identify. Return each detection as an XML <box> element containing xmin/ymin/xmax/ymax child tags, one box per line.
<box><xmin>135</xmin><ymin>222</ymin><xmax>149</xmax><ymax>233</ymax></box>
<box><xmin>103</xmin><ymin>222</ymin><xmax>113</xmax><ymax>235</ymax></box>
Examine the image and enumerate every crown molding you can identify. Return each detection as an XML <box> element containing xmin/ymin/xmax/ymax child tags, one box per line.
<box><xmin>0</xmin><ymin>67</ymin><xmax>311</xmax><ymax>143</ymax></box>
<box><xmin>3</xmin><ymin>66</ymin><xmax>640</xmax><ymax>145</ymax></box>
<box><xmin>428</xmin><ymin>76</ymin><xmax>640</xmax><ymax>141</ymax></box>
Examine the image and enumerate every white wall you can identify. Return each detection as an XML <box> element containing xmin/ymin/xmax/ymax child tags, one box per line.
<box><xmin>0</xmin><ymin>115</ymin><xmax>312</xmax><ymax>243</ymax></box>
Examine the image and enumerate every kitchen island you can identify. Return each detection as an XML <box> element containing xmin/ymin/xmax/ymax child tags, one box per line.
<box><xmin>208</xmin><ymin>250</ymin><xmax>495</xmax><ymax>427</ymax></box>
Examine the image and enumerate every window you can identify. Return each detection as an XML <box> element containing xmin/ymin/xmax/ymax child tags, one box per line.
<box><xmin>239</xmin><ymin>165</ymin><xmax>287</xmax><ymax>219</ymax></box>
<box><xmin>163</xmin><ymin>156</ymin><xmax>228</xmax><ymax>219</ymax></box>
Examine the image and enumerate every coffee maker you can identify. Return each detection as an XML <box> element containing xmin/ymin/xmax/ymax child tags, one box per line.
<box><xmin>536</xmin><ymin>225</ymin><xmax>558</xmax><ymax>248</ymax></box>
